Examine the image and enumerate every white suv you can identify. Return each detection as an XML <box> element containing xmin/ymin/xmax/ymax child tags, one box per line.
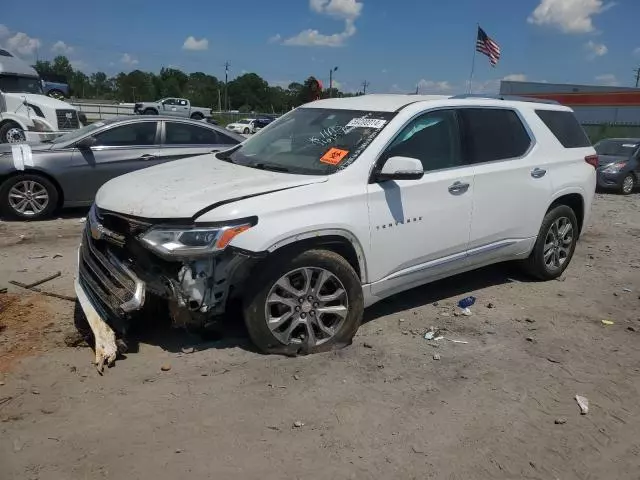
<box><xmin>75</xmin><ymin>94</ymin><xmax>597</xmax><ymax>369</ymax></box>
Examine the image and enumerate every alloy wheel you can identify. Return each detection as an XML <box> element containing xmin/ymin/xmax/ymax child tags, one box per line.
<box><xmin>622</xmin><ymin>175</ymin><xmax>635</xmax><ymax>194</ymax></box>
<box><xmin>543</xmin><ymin>216</ymin><xmax>573</xmax><ymax>271</ymax></box>
<box><xmin>8</xmin><ymin>180</ymin><xmax>50</xmax><ymax>216</ymax></box>
<box><xmin>6</xmin><ymin>127</ymin><xmax>25</xmax><ymax>144</ymax></box>
<box><xmin>265</xmin><ymin>267</ymin><xmax>349</xmax><ymax>346</ymax></box>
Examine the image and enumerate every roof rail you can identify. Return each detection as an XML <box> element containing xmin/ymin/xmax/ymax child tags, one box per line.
<box><xmin>450</xmin><ymin>94</ymin><xmax>560</xmax><ymax>105</ymax></box>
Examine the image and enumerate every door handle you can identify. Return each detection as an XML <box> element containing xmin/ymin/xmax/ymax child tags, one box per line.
<box><xmin>531</xmin><ymin>168</ymin><xmax>547</xmax><ymax>179</ymax></box>
<box><xmin>448</xmin><ymin>181</ymin><xmax>470</xmax><ymax>195</ymax></box>
<box><xmin>138</xmin><ymin>154</ymin><xmax>158</xmax><ymax>160</ymax></box>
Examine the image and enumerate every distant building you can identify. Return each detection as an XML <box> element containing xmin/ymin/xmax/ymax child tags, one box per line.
<box><xmin>500</xmin><ymin>81</ymin><xmax>640</xmax><ymax>126</ymax></box>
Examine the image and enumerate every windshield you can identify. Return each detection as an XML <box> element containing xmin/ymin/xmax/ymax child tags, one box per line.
<box><xmin>237</xmin><ymin>120</ymin><xmax>252</xmax><ymax>124</ymax></box>
<box><xmin>0</xmin><ymin>74</ymin><xmax>43</xmax><ymax>94</ymax></box>
<box><xmin>49</xmin><ymin>121</ymin><xmax>108</xmax><ymax>144</ymax></box>
<box><xmin>224</xmin><ymin>108</ymin><xmax>396</xmax><ymax>175</ymax></box>
<box><xmin>595</xmin><ymin>140</ymin><xmax>638</xmax><ymax>157</ymax></box>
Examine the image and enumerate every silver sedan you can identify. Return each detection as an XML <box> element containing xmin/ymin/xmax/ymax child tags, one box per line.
<box><xmin>0</xmin><ymin>116</ymin><xmax>244</xmax><ymax>220</ymax></box>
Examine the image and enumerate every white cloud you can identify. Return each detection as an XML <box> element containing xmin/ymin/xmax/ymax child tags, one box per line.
<box><xmin>4</xmin><ymin>32</ymin><xmax>41</xmax><ymax>56</ymax></box>
<box><xmin>585</xmin><ymin>40</ymin><xmax>607</xmax><ymax>58</ymax></box>
<box><xmin>283</xmin><ymin>0</ymin><xmax>362</xmax><ymax>47</ymax></box>
<box><xmin>268</xmin><ymin>34</ymin><xmax>282</xmax><ymax>44</ymax></box>
<box><xmin>182</xmin><ymin>36</ymin><xmax>209</xmax><ymax>51</ymax></box>
<box><xmin>595</xmin><ymin>74</ymin><xmax>619</xmax><ymax>86</ymax></box>
<box><xmin>633</xmin><ymin>47</ymin><xmax>640</xmax><ymax>57</ymax></box>
<box><xmin>527</xmin><ymin>0</ymin><xmax>613</xmax><ymax>34</ymax></box>
<box><xmin>503</xmin><ymin>73</ymin><xmax>527</xmax><ymax>82</ymax></box>
<box><xmin>70</xmin><ymin>59</ymin><xmax>87</xmax><ymax>70</ymax></box>
<box><xmin>120</xmin><ymin>53</ymin><xmax>139</xmax><ymax>66</ymax></box>
<box><xmin>416</xmin><ymin>79</ymin><xmax>453</xmax><ymax>94</ymax></box>
<box><xmin>0</xmin><ymin>24</ymin><xmax>9</xmax><ymax>38</ymax></box>
<box><xmin>465</xmin><ymin>79</ymin><xmax>501</xmax><ymax>94</ymax></box>
<box><xmin>51</xmin><ymin>40</ymin><xmax>73</xmax><ymax>55</ymax></box>
<box><xmin>310</xmin><ymin>0</ymin><xmax>363</xmax><ymax>20</ymax></box>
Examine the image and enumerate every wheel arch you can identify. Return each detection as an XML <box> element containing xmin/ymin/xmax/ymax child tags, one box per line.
<box><xmin>0</xmin><ymin>168</ymin><xmax>65</xmax><ymax>208</ymax></box>
<box><xmin>548</xmin><ymin>192</ymin><xmax>584</xmax><ymax>234</ymax></box>
<box><xmin>265</xmin><ymin>230</ymin><xmax>368</xmax><ymax>283</ymax></box>
<box><xmin>0</xmin><ymin>116</ymin><xmax>29</xmax><ymax>131</ymax></box>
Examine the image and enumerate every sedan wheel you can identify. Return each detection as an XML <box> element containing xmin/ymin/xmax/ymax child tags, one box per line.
<box><xmin>621</xmin><ymin>174</ymin><xmax>635</xmax><ymax>195</ymax></box>
<box><xmin>266</xmin><ymin>267</ymin><xmax>349</xmax><ymax>347</ymax></box>
<box><xmin>0</xmin><ymin>174</ymin><xmax>58</xmax><ymax>220</ymax></box>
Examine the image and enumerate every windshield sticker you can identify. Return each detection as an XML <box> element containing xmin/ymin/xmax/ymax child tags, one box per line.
<box><xmin>320</xmin><ymin>147</ymin><xmax>349</xmax><ymax>165</ymax></box>
<box><xmin>622</xmin><ymin>143</ymin><xmax>637</xmax><ymax>148</ymax></box>
<box><xmin>346</xmin><ymin>118</ymin><xmax>387</xmax><ymax>129</ymax></box>
<box><xmin>309</xmin><ymin>125</ymin><xmax>352</xmax><ymax>147</ymax></box>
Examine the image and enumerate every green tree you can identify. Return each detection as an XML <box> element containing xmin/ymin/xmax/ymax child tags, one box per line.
<box><xmin>227</xmin><ymin>73</ymin><xmax>270</xmax><ymax>111</ymax></box>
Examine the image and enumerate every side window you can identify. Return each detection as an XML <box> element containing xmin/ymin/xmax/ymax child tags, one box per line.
<box><xmin>535</xmin><ymin>110</ymin><xmax>590</xmax><ymax>148</ymax></box>
<box><xmin>383</xmin><ymin>110</ymin><xmax>462</xmax><ymax>172</ymax></box>
<box><xmin>460</xmin><ymin>108</ymin><xmax>531</xmax><ymax>163</ymax></box>
<box><xmin>165</xmin><ymin>122</ymin><xmax>222</xmax><ymax>145</ymax></box>
<box><xmin>163</xmin><ymin>98</ymin><xmax>176</xmax><ymax>106</ymax></box>
<box><xmin>92</xmin><ymin>122</ymin><xmax>158</xmax><ymax>147</ymax></box>
<box><xmin>179</xmin><ymin>99</ymin><xmax>188</xmax><ymax>106</ymax></box>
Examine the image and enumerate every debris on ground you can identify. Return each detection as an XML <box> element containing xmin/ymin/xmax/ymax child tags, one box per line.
<box><xmin>457</xmin><ymin>296</ymin><xmax>476</xmax><ymax>309</ymax></box>
<box><xmin>363</xmin><ymin>342</ymin><xmax>373</xmax><ymax>349</ymax></box>
<box><xmin>293</xmin><ymin>374</ymin><xmax>300</xmax><ymax>380</ymax></box>
<box><xmin>486</xmin><ymin>302</ymin><xmax>495</xmax><ymax>309</ymax></box>
<box><xmin>622</xmin><ymin>288</ymin><xmax>632</xmax><ymax>293</ymax></box>
<box><xmin>447</xmin><ymin>339</ymin><xmax>469</xmax><ymax>344</ymax></box>
<box><xmin>555</xmin><ymin>417</ymin><xmax>567</xmax><ymax>424</ymax></box>
<box><xmin>525</xmin><ymin>318</ymin><xmax>535</xmax><ymax>323</ymax></box>
<box><xmin>293</xmin><ymin>421</ymin><xmax>305</xmax><ymax>428</ymax></box>
<box><xmin>160</xmin><ymin>364</ymin><xmax>172</xmax><ymax>372</ymax></box>
<box><xmin>424</xmin><ymin>328</ymin><xmax>444</xmax><ymax>341</ymax></box>
<box><xmin>628</xmin><ymin>326</ymin><xmax>637</xmax><ymax>332</ymax></box>
<box><xmin>601</xmin><ymin>320</ymin><xmax>614</xmax><ymax>326</ymax></box>
<box><xmin>575</xmin><ymin>395</ymin><xmax>589</xmax><ymax>415</ymax></box>
<box><xmin>433</xmin><ymin>353</ymin><xmax>441</xmax><ymax>360</ymax></box>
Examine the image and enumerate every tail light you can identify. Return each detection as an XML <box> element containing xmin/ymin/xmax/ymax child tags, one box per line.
<box><xmin>585</xmin><ymin>154</ymin><xmax>598</xmax><ymax>168</ymax></box>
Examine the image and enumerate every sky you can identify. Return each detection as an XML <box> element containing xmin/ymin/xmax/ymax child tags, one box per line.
<box><xmin>1</xmin><ymin>0</ymin><xmax>639</xmax><ymax>94</ymax></box>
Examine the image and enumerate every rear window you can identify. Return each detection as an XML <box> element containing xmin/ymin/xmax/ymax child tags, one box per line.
<box><xmin>535</xmin><ymin>110</ymin><xmax>590</xmax><ymax>148</ymax></box>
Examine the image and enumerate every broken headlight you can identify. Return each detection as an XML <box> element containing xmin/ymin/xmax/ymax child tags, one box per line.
<box><xmin>140</xmin><ymin>221</ymin><xmax>254</xmax><ymax>258</ymax></box>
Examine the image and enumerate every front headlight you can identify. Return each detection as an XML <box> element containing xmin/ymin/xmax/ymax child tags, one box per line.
<box><xmin>28</xmin><ymin>119</ymin><xmax>53</xmax><ymax>132</ymax></box>
<box><xmin>602</xmin><ymin>162</ymin><xmax>626</xmax><ymax>173</ymax></box>
<box><xmin>140</xmin><ymin>221</ymin><xmax>254</xmax><ymax>258</ymax></box>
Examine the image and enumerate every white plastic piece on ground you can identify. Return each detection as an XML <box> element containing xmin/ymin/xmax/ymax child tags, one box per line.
<box><xmin>74</xmin><ymin>279</ymin><xmax>118</xmax><ymax>373</ymax></box>
<box><xmin>575</xmin><ymin>395</ymin><xmax>589</xmax><ymax>415</ymax></box>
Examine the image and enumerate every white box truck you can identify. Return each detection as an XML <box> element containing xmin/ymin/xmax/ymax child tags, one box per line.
<box><xmin>0</xmin><ymin>49</ymin><xmax>85</xmax><ymax>144</ymax></box>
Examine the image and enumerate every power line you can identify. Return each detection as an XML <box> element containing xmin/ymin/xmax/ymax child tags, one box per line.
<box><xmin>361</xmin><ymin>80</ymin><xmax>370</xmax><ymax>94</ymax></box>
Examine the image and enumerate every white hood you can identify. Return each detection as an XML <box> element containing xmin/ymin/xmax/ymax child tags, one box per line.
<box><xmin>3</xmin><ymin>92</ymin><xmax>78</xmax><ymax>111</ymax></box>
<box><xmin>95</xmin><ymin>154</ymin><xmax>327</xmax><ymax>219</ymax></box>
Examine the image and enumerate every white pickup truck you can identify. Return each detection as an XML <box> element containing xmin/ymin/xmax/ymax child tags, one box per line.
<box><xmin>133</xmin><ymin>98</ymin><xmax>212</xmax><ymax>120</ymax></box>
<box><xmin>0</xmin><ymin>49</ymin><xmax>84</xmax><ymax>144</ymax></box>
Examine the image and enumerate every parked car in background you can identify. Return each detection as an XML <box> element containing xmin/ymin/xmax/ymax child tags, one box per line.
<box><xmin>226</xmin><ymin>118</ymin><xmax>257</xmax><ymax>134</ymax></box>
<box><xmin>134</xmin><ymin>98</ymin><xmax>212</xmax><ymax>120</ymax></box>
<box><xmin>75</xmin><ymin>94</ymin><xmax>596</xmax><ymax>369</ymax></box>
<box><xmin>594</xmin><ymin>138</ymin><xmax>640</xmax><ymax>194</ymax></box>
<box><xmin>0</xmin><ymin>116</ymin><xmax>243</xmax><ymax>219</ymax></box>
<box><xmin>253</xmin><ymin>117</ymin><xmax>275</xmax><ymax>132</ymax></box>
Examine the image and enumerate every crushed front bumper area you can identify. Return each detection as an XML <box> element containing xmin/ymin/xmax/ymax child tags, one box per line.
<box><xmin>75</xmin><ymin>207</ymin><xmax>256</xmax><ymax>371</ymax></box>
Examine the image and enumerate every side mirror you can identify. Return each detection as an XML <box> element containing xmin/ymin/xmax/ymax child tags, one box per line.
<box><xmin>374</xmin><ymin>156</ymin><xmax>424</xmax><ymax>182</ymax></box>
<box><xmin>76</xmin><ymin>136</ymin><xmax>96</xmax><ymax>149</ymax></box>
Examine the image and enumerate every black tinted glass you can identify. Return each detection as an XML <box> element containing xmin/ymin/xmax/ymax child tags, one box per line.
<box><xmin>165</xmin><ymin>123</ymin><xmax>221</xmax><ymax>145</ymax></box>
<box><xmin>536</xmin><ymin>110</ymin><xmax>590</xmax><ymax>148</ymax></box>
<box><xmin>461</xmin><ymin>108</ymin><xmax>531</xmax><ymax>163</ymax></box>
<box><xmin>93</xmin><ymin>122</ymin><xmax>157</xmax><ymax>146</ymax></box>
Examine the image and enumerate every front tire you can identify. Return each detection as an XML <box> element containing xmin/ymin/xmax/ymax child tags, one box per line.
<box><xmin>143</xmin><ymin>108</ymin><xmax>158</xmax><ymax>115</ymax></box>
<box><xmin>0</xmin><ymin>174</ymin><xmax>59</xmax><ymax>220</ymax></box>
<box><xmin>0</xmin><ymin>122</ymin><xmax>26</xmax><ymax>144</ymax></box>
<box><xmin>521</xmin><ymin>205</ymin><xmax>579</xmax><ymax>280</ymax></box>
<box><xmin>243</xmin><ymin>127</ymin><xmax>250</xmax><ymax>134</ymax></box>
<box><xmin>620</xmin><ymin>174</ymin><xmax>636</xmax><ymax>195</ymax></box>
<box><xmin>243</xmin><ymin>249</ymin><xmax>364</xmax><ymax>355</ymax></box>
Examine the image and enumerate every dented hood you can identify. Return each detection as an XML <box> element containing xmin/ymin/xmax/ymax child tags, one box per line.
<box><xmin>95</xmin><ymin>154</ymin><xmax>327</xmax><ymax>219</ymax></box>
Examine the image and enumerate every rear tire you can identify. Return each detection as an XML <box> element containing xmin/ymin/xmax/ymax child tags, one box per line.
<box><xmin>0</xmin><ymin>174</ymin><xmax>59</xmax><ymax>220</ymax></box>
<box><xmin>620</xmin><ymin>173</ymin><xmax>636</xmax><ymax>195</ymax></box>
<box><xmin>243</xmin><ymin>249</ymin><xmax>364</xmax><ymax>355</ymax></box>
<box><xmin>190</xmin><ymin>112</ymin><xmax>204</xmax><ymax>120</ymax></box>
<box><xmin>521</xmin><ymin>205</ymin><xmax>578</xmax><ymax>280</ymax></box>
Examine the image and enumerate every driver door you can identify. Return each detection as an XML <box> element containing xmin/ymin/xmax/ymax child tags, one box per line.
<box><xmin>161</xmin><ymin>98</ymin><xmax>178</xmax><ymax>116</ymax></box>
<box><xmin>66</xmin><ymin>120</ymin><xmax>161</xmax><ymax>203</ymax></box>
<box><xmin>366</xmin><ymin>109</ymin><xmax>475</xmax><ymax>297</ymax></box>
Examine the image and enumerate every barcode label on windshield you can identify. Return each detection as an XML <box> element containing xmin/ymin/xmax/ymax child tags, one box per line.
<box><xmin>346</xmin><ymin>118</ymin><xmax>387</xmax><ymax>129</ymax></box>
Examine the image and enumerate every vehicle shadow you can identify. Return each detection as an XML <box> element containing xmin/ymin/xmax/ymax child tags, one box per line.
<box><xmin>109</xmin><ymin>263</ymin><xmax>534</xmax><ymax>359</ymax></box>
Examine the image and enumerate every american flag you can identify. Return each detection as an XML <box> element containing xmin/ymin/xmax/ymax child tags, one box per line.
<box><xmin>476</xmin><ymin>27</ymin><xmax>501</xmax><ymax>67</ymax></box>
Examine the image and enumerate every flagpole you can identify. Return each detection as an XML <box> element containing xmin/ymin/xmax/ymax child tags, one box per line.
<box><xmin>467</xmin><ymin>24</ymin><xmax>479</xmax><ymax>94</ymax></box>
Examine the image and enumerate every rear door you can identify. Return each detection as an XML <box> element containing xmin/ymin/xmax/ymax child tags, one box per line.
<box><xmin>68</xmin><ymin>120</ymin><xmax>161</xmax><ymax>202</ymax></box>
<box><xmin>461</xmin><ymin>107</ymin><xmax>552</xmax><ymax>265</ymax></box>
<box><xmin>158</xmin><ymin>120</ymin><xmax>241</xmax><ymax>162</ymax></box>
<box><xmin>177</xmin><ymin>99</ymin><xmax>190</xmax><ymax>117</ymax></box>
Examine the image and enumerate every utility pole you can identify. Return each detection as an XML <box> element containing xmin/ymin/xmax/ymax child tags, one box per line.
<box><xmin>218</xmin><ymin>88</ymin><xmax>221</xmax><ymax>112</ymax></box>
<box><xmin>634</xmin><ymin>67</ymin><xmax>640</xmax><ymax>88</ymax></box>
<box><xmin>224</xmin><ymin>61</ymin><xmax>230</xmax><ymax>111</ymax></box>
<box><xmin>361</xmin><ymin>80</ymin><xmax>370</xmax><ymax>95</ymax></box>
<box><xmin>131</xmin><ymin>86</ymin><xmax>137</xmax><ymax>102</ymax></box>
<box><xmin>329</xmin><ymin>66</ymin><xmax>338</xmax><ymax>97</ymax></box>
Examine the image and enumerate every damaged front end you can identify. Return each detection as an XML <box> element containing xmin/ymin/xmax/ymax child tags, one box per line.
<box><xmin>75</xmin><ymin>205</ymin><xmax>258</xmax><ymax>371</ymax></box>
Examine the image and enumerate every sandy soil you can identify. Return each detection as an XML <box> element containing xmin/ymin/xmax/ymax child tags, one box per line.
<box><xmin>1</xmin><ymin>194</ymin><xmax>639</xmax><ymax>480</ymax></box>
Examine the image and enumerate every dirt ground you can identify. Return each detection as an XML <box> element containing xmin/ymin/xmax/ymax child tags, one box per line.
<box><xmin>1</xmin><ymin>194</ymin><xmax>639</xmax><ymax>480</ymax></box>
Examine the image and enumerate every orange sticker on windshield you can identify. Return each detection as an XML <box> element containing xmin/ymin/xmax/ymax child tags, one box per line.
<box><xmin>320</xmin><ymin>147</ymin><xmax>349</xmax><ymax>165</ymax></box>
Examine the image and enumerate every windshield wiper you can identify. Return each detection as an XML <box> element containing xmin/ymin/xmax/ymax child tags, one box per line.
<box><xmin>250</xmin><ymin>163</ymin><xmax>291</xmax><ymax>173</ymax></box>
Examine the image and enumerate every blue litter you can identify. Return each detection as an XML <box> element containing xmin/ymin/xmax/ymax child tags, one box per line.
<box><xmin>457</xmin><ymin>296</ymin><xmax>476</xmax><ymax>309</ymax></box>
